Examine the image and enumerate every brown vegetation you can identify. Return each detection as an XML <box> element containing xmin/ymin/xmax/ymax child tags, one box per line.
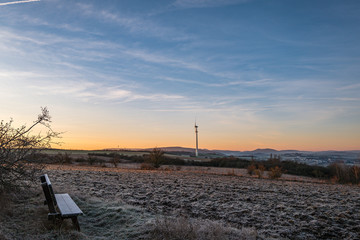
<box><xmin>150</xmin><ymin>216</ymin><xmax>257</xmax><ymax>240</ymax></box>
<box><xmin>268</xmin><ymin>166</ymin><xmax>283</xmax><ymax>179</ymax></box>
<box><xmin>0</xmin><ymin>107</ymin><xmax>59</xmax><ymax>192</ymax></box>
<box><xmin>147</xmin><ymin>147</ymin><xmax>165</xmax><ymax>168</ymax></box>
<box><xmin>1</xmin><ymin>164</ymin><xmax>359</xmax><ymax>239</ymax></box>
<box><xmin>329</xmin><ymin>163</ymin><xmax>360</xmax><ymax>184</ymax></box>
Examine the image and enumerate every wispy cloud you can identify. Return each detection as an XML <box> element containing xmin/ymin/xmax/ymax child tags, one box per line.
<box><xmin>29</xmin><ymin>80</ymin><xmax>184</xmax><ymax>103</ymax></box>
<box><xmin>0</xmin><ymin>0</ymin><xmax>39</xmax><ymax>6</ymax></box>
<box><xmin>337</xmin><ymin>83</ymin><xmax>360</xmax><ymax>91</ymax></box>
<box><xmin>160</xmin><ymin>76</ymin><xmax>273</xmax><ymax>87</ymax></box>
<box><xmin>76</xmin><ymin>3</ymin><xmax>193</xmax><ymax>41</ymax></box>
<box><xmin>0</xmin><ymin>27</ymin><xmax>253</xmax><ymax>83</ymax></box>
<box><xmin>123</xmin><ymin>49</ymin><xmax>207</xmax><ymax>72</ymax></box>
<box><xmin>173</xmin><ymin>0</ymin><xmax>248</xmax><ymax>9</ymax></box>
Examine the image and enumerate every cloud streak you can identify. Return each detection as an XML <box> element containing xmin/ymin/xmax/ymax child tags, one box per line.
<box><xmin>76</xmin><ymin>3</ymin><xmax>193</xmax><ymax>41</ymax></box>
<box><xmin>0</xmin><ymin>0</ymin><xmax>39</xmax><ymax>6</ymax></box>
<box><xmin>29</xmin><ymin>80</ymin><xmax>184</xmax><ymax>103</ymax></box>
<box><xmin>160</xmin><ymin>76</ymin><xmax>273</xmax><ymax>88</ymax></box>
<box><xmin>173</xmin><ymin>0</ymin><xmax>248</xmax><ymax>9</ymax></box>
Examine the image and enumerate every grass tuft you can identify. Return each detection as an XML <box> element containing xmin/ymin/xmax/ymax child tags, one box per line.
<box><xmin>149</xmin><ymin>216</ymin><xmax>258</xmax><ymax>240</ymax></box>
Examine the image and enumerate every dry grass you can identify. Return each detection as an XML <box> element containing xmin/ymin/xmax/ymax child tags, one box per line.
<box><xmin>150</xmin><ymin>216</ymin><xmax>257</xmax><ymax>240</ymax></box>
<box><xmin>0</xmin><ymin>187</ymin><xmax>152</xmax><ymax>240</ymax></box>
<box><xmin>1</xmin><ymin>164</ymin><xmax>359</xmax><ymax>239</ymax></box>
<box><xmin>0</xmin><ymin>187</ymin><xmax>87</xmax><ymax>240</ymax></box>
<box><xmin>0</xmin><ymin>181</ymin><xmax>259</xmax><ymax>240</ymax></box>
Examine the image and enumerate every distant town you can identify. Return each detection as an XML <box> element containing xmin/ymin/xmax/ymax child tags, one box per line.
<box><xmin>150</xmin><ymin>147</ymin><xmax>360</xmax><ymax>167</ymax></box>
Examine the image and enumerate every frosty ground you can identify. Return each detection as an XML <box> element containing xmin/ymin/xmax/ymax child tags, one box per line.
<box><xmin>1</xmin><ymin>164</ymin><xmax>359</xmax><ymax>239</ymax></box>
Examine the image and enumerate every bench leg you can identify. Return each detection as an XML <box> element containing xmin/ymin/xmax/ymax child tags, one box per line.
<box><xmin>71</xmin><ymin>217</ymin><xmax>81</xmax><ymax>231</ymax></box>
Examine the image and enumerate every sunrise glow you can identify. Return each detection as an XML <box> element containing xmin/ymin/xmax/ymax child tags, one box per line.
<box><xmin>1</xmin><ymin>0</ymin><xmax>359</xmax><ymax>151</ymax></box>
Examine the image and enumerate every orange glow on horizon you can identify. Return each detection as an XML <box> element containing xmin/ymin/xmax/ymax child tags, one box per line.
<box><xmin>55</xmin><ymin>136</ymin><xmax>359</xmax><ymax>152</ymax></box>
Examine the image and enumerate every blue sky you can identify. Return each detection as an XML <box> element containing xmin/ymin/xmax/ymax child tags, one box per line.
<box><xmin>1</xmin><ymin>0</ymin><xmax>359</xmax><ymax>150</ymax></box>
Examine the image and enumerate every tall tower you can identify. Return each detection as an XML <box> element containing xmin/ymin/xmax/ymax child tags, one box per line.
<box><xmin>195</xmin><ymin>122</ymin><xmax>199</xmax><ymax>157</ymax></box>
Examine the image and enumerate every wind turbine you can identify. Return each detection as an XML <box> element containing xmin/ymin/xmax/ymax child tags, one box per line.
<box><xmin>195</xmin><ymin>121</ymin><xmax>199</xmax><ymax>157</ymax></box>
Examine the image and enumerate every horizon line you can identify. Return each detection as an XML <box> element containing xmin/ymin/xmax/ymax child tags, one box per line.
<box><xmin>49</xmin><ymin>146</ymin><xmax>360</xmax><ymax>152</ymax></box>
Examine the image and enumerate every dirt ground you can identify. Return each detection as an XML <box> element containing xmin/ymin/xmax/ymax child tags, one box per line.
<box><xmin>1</xmin><ymin>164</ymin><xmax>359</xmax><ymax>239</ymax></box>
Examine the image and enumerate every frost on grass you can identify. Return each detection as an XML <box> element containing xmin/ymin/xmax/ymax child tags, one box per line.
<box><xmin>149</xmin><ymin>216</ymin><xmax>257</xmax><ymax>240</ymax></box>
<box><xmin>77</xmin><ymin>197</ymin><xmax>153</xmax><ymax>240</ymax></box>
<box><xmin>2</xmin><ymin>167</ymin><xmax>360</xmax><ymax>239</ymax></box>
<box><xmin>0</xmin><ymin>190</ymin><xmax>153</xmax><ymax>240</ymax></box>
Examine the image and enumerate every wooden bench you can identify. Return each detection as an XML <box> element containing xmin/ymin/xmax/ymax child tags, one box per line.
<box><xmin>40</xmin><ymin>174</ymin><xmax>83</xmax><ymax>231</ymax></box>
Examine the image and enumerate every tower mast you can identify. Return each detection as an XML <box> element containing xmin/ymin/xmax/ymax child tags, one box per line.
<box><xmin>195</xmin><ymin>122</ymin><xmax>199</xmax><ymax>157</ymax></box>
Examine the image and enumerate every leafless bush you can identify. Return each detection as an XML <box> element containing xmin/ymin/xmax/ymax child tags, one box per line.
<box><xmin>350</xmin><ymin>165</ymin><xmax>360</xmax><ymax>184</ymax></box>
<box><xmin>87</xmin><ymin>156</ymin><xmax>97</xmax><ymax>165</ymax></box>
<box><xmin>255</xmin><ymin>164</ymin><xmax>265</xmax><ymax>178</ymax></box>
<box><xmin>329</xmin><ymin>163</ymin><xmax>360</xmax><ymax>184</ymax></box>
<box><xmin>140</xmin><ymin>162</ymin><xmax>155</xmax><ymax>170</ymax></box>
<box><xmin>248</xmin><ymin>164</ymin><xmax>265</xmax><ymax>178</ymax></box>
<box><xmin>268</xmin><ymin>166</ymin><xmax>282</xmax><ymax>179</ymax></box>
<box><xmin>74</xmin><ymin>157</ymin><xmax>87</xmax><ymax>164</ymax></box>
<box><xmin>247</xmin><ymin>164</ymin><xmax>256</xmax><ymax>176</ymax></box>
<box><xmin>112</xmin><ymin>154</ymin><xmax>120</xmax><ymax>167</ymax></box>
<box><xmin>53</xmin><ymin>152</ymin><xmax>73</xmax><ymax>164</ymax></box>
<box><xmin>0</xmin><ymin>107</ymin><xmax>60</xmax><ymax>192</ymax></box>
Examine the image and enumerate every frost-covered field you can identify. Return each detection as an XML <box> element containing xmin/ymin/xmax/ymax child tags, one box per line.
<box><xmin>41</xmin><ymin>164</ymin><xmax>360</xmax><ymax>240</ymax></box>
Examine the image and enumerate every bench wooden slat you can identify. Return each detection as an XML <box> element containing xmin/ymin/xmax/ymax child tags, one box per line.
<box><xmin>40</xmin><ymin>174</ymin><xmax>83</xmax><ymax>231</ymax></box>
<box><xmin>41</xmin><ymin>182</ymin><xmax>57</xmax><ymax>214</ymax></box>
<box><xmin>55</xmin><ymin>194</ymin><xmax>83</xmax><ymax>217</ymax></box>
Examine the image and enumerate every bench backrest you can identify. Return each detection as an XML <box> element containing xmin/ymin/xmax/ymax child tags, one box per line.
<box><xmin>40</xmin><ymin>174</ymin><xmax>57</xmax><ymax>214</ymax></box>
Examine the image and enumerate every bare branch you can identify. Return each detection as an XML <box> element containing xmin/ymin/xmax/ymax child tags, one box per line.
<box><xmin>0</xmin><ymin>107</ymin><xmax>60</xmax><ymax>191</ymax></box>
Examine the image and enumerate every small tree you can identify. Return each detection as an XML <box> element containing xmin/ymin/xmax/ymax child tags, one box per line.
<box><xmin>0</xmin><ymin>107</ymin><xmax>60</xmax><ymax>191</ymax></box>
<box><xmin>148</xmin><ymin>147</ymin><xmax>164</xmax><ymax>168</ymax></box>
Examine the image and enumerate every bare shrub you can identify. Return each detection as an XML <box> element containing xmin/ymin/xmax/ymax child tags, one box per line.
<box><xmin>75</xmin><ymin>157</ymin><xmax>87</xmax><ymax>164</ymax></box>
<box><xmin>151</xmin><ymin>216</ymin><xmax>196</xmax><ymax>240</ymax></box>
<box><xmin>248</xmin><ymin>164</ymin><xmax>265</xmax><ymax>178</ymax></box>
<box><xmin>247</xmin><ymin>164</ymin><xmax>256</xmax><ymax>176</ymax></box>
<box><xmin>0</xmin><ymin>107</ymin><xmax>60</xmax><ymax>192</ymax></box>
<box><xmin>54</xmin><ymin>152</ymin><xmax>73</xmax><ymax>164</ymax></box>
<box><xmin>350</xmin><ymin>165</ymin><xmax>360</xmax><ymax>184</ymax></box>
<box><xmin>87</xmin><ymin>156</ymin><xmax>97</xmax><ymax>165</ymax></box>
<box><xmin>150</xmin><ymin>216</ymin><xmax>257</xmax><ymax>240</ymax></box>
<box><xmin>112</xmin><ymin>154</ymin><xmax>120</xmax><ymax>167</ymax></box>
<box><xmin>63</xmin><ymin>152</ymin><xmax>72</xmax><ymax>164</ymax></box>
<box><xmin>268</xmin><ymin>166</ymin><xmax>282</xmax><ymax>179</ymax></box>
<box><xmin>254</xmin><ymin>164</ymin><xmax>265</xmax><ymax>178</ymax></box>
<box><xmin>140</xmin><ymin>162</ymin><xmax>155</xmax><ymax>170</ymax></box>
<box><xmin>329</xmin><ymin>163</ymin><xmax>360</xmax><ymax>184</ymax></box>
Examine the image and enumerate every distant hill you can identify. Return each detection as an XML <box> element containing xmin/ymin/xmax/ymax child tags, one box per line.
<box><xmin>105</xmin><ymin>146</ymin><xmax>359</xmax><ymax>156</ymax></box>
<box><xmin>103</xmin><ymin>146</ymin><xmax>359</xmax><ymax>165</ymax></box>
<box><xmin>141</xmin><ymin>146</ymin><xmax>218</xmax><ymax>155</ymax></box>
<box><xmin>250</xmin><ymin>148</ymin><xmax>278</xmax><ymax>153</ymax></box>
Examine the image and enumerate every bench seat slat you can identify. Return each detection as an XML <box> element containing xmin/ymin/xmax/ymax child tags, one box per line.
<box><xmin>55</xmin><ymin>194</ymin><xmax>83</xmax><ymax>217</ymax></box>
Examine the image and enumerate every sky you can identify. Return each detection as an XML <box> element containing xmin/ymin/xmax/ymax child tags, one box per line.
<box><xmin>0</xmin><ymin>0</ymin><xmax>359</xmax><ymax>151</ymax></box>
